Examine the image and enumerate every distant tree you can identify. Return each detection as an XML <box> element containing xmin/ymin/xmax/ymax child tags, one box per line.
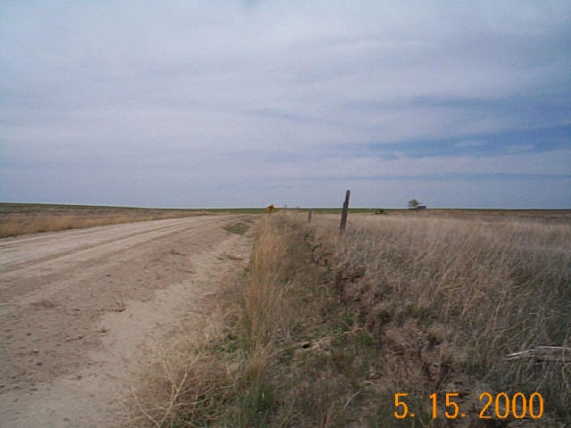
<box><xmin>408</xmin><ymin>199</ymin><xmax>420</xmax><ymax>209</ymax></box>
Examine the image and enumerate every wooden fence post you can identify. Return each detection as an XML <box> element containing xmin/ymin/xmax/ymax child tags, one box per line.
<box><xmin>339</xmin><ymin>190</ymin><xmax>350</xmax><ymax>234</ymax></box>
<box><xmin>308</xmin><ymin>209</ymin><xmax>313</xmax><ymax>223</ymax></box>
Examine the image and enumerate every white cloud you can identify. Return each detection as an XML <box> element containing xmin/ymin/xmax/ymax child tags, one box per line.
<box><xmin>454</xmin><ymin>140</ymin><xmax>487</xmax><ymax>148</ymax></box>
<box><xmin>1</xmin><ymin>0</ymin><xmax>570</xmax><ymax>207</ymax></box>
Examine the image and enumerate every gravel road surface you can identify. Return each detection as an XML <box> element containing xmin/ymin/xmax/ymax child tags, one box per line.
<box><xmin>0</xmin><ymin>215</ymin><xmax>253</xmax><ymax>427</ymax></box>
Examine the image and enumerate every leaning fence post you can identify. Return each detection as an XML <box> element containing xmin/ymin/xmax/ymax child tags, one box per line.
<box><xmin>308</xmin><ymin>209</ymin><xmax>313</xmax><ymax>223</ymax></box>
<box><xmin>339</xmin><ymin>190</ymin><xmax>350</xmax><ymax>234</ymax></box>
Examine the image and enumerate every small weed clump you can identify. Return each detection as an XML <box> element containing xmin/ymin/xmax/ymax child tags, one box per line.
<box><xmin>223</xmin><ymin>222</ymin><xmax>251</xmax><ymax>235</ymax></box>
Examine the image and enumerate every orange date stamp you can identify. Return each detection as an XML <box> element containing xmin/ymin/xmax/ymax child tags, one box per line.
<box><xmin>393</xmin><ymin>392</ymin><xmax>544</xmax><ymax>420</ymax></box>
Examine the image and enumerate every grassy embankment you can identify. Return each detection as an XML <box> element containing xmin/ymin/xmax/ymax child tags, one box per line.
<box><xmin>128</xmin><ymin>211</ymin><xmax>570</xmax><ymax>427</ymax></box>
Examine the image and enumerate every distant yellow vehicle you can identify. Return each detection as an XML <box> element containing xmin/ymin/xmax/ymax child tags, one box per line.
<box><xmin>266</xmin><ymin>204</ymin><xmax>275</xmax><ymax>214</ymax></box>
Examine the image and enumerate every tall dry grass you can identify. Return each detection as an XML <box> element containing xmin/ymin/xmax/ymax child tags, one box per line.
<box><xmin>327</xmin><ymin>215</ymin><xmax>571</xmax><ymax>422</ymax></box>
<box><xmin>241</xmin><ymin>215</ymin><xmax>305</xmax><ymax>350</ymax></box>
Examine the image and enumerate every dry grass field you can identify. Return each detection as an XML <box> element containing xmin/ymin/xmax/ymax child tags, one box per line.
<box><xmin>0</xmin><ymin>203</ymin><xmax>211</xmax><ymax>238</ymax></box>
<box><xmin>312</xmin><ymin>208</ymin><xmax>571</xmax><ymax>224</ymax></box>
<box><xmin>127</xmin><ymin>210</ymin><xmax>570</xmax><ymax>427</ymax></box>
<box><xmin>385</xmin><ymin>209</ymin><xmax>571</xmax><ymax>226</ymax></box>
<box><xmin>328</xmin><ymin>214</ymin><xmax>571</xmax><ymax>425</ymax></box>
<box><xmin>4</xmin><ymin>203</ymin><xmax>567</xmax><ymax>240</ymax></box>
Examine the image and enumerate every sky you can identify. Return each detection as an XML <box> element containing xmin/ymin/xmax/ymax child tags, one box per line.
<box><xmin>1</xmin><ymin>0</ymin><xmax>570</xmax><ymax>208</ymax></box>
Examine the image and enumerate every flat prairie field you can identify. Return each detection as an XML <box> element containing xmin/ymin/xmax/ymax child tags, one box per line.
<box><xmin>312</xmin><ymin>207</ymin><xmax>571</xmax><ymax>222</ymax></box>
<box><xmin>2</xmin><ymin>203</ymin><xmax>570</xmax><ymax>238</ymax></box>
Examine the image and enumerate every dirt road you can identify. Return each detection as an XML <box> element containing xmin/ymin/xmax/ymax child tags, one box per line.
<box><xmin>0</xmin><ymin>215</ymin><xmax>254</xmax><ymax>428</ymax></box>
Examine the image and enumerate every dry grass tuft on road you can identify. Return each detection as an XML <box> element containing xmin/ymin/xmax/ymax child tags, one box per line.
<box><xmin>127</xmin><ymin>212</ymin><xmax>571</xmax><ymax>427</ymax></box>
<box><xmin>223</xmin><ymin>222</ymin><xmax>251</xmax><ymax>235</ymax></box>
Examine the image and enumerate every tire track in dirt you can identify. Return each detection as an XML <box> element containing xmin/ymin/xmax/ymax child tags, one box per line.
<box><xmin>0</xmin><ymin>217</ymin><xmax>205</xmax><ymax>273</ymax></box>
